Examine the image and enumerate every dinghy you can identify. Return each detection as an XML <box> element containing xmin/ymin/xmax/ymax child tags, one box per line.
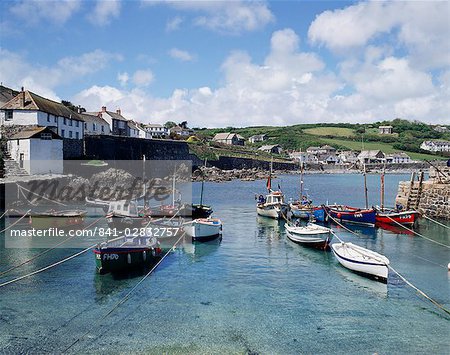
<box><xmin>285</xmin><ymin>223</ymin><xmax>332</xmax><ymax>249</ymax></box>
<box><xmin>183</xmin><ymin>218</ymin><xmax>223</xmax><ymax>241</ymax></box>
<box><xmin>331</xmin><ymin>242</ymin><xmax>390</xmax><ymax>283</ymax></box>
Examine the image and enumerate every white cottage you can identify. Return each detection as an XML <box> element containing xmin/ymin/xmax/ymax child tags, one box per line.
<box><xmin>1</xmin><ymin>89</ymin><xmax>84</xmax><ymax>140</ymax></box>
<box><xmin>7</xmin><ymin>126</ymin><xmax>63</xmax><ymax>175</ymax></box>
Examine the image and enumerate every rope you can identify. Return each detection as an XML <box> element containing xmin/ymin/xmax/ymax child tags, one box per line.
<box><xmin>0</xmin><ymin>244</ymin><xmax>95</xmax><ymax>288</ymax></box>
<box><xmin>323</xmin><ymin>208</ymin><xmax>362</xmax><ymax>238</ymax></box>
<box><xmin>17</xmin><ymin>184</ymin><xmax>67</xmax><ymax>207</ymax></box>
<box><xmin>0</xmin><ymin>209</ymin><xmax>9</xmax><ymax>220</ymax></box>
<box><xmin>385</xmin><ymin>215</ymin><xmax>450</xmax><ymax>249</ymax></box>
<box><xmin>0</xmin><ymin>215</ymin><xmax>104</xmax><ymax>277</ymax></box>
<box><xmin>0</xmin><ymin>209</ymin><xmax>31</xmax><ymax>234</ymax></box>
<box><xmin>421</xmin><ymin>214</ymin><xmax>450</xmax><ymax>231</ymax></box>
<box><xmin>62</xmin><ymin>232</ymin><xmax>185</xmax><ymax>353</ymax></box>
<box><xmin>388</xmin><ymin>265</ymin><xmax>450</xmax><ymax>316</ymax></box>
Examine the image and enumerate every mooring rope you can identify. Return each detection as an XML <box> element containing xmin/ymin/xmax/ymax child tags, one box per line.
<box><xmin>0</xmin><ymin>215</ymin><xmax>104</xmax><ymax>277</ymax></box>
<box><xmin>388</xmin><ymin>264</ymin><xmax>450</xmax><ymax>316</ymax></box>
<box><xmin>421</xmin><ymin>214</ymin><xmax>450</xmax><ymax>231</ymax></box>
<box><xmin>17</xmin><ymin>184</ymin><xmax>68</xmax><ymax>207</ymax></box>
<box><xmin>323</xmin><ymin>208</ymin><xmax>363</xmax><ymax>238</ymax></box>
<box><xmin>0</xmin><ymin>209</ymin><xmax>31</xmax><ymax>234</ymax></box>
<box><xmin>0</xmin><ymin>244</ymin><xmax>96</xmax><ymax>288</ymax></box>
<box><xmin>385</xmin><ymin>215</ymin><xmax>450</xmax><ymax>249</ymax></box>
<box><xmin>62</xmin><ymin>232</ymin><xmax>186</xmax><ymax>353</ymax></box>
<box><xmin>0</xmin><ymin>209</ymin><xmax>9</xmax><ymax>220</ymax></box>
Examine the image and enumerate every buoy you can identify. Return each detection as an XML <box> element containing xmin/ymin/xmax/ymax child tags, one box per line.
<box><xmin>448</xmin><ymin>262</ymin><xmax>450</xmax><ymax>271</ymax></box>
<box><xmin>337</xmin><ymin>213</ymin><xmax>342</xmax><ymax>219</ymax></box>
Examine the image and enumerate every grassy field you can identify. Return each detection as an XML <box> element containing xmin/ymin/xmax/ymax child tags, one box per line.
<box><xmin>303</xmin><ymin>127</ymin><xmax>355</xmax><ymax>137</ymax></box>
<box><xmin>319</xmin><ymin>137</ymin><xmax>439</xmax><ymax>160</ymax></box>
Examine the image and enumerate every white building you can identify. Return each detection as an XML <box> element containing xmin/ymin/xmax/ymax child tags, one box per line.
<box><xmin>1</xmin><ymin>89</ymin><xmax>84</xmax><ymax>140</ymax></box>
<box><xmin>379</xmin><ymin>125</ymin><xmax>393</xmax><ymax>134</ymax></box>
<box><xmin>86</xmin><ymin>107</ymin><xmax>129</xmax><ymax>136</ymax></box>
<box><xmin>289</xmin><ymin>151</ymin><xmax>318</xmax><ymax>164</ymax></box>
<box><xmin>135</xmin><ymin>123</ymin><xmax>152</xmax><ymax>139</ymax></box>
<box><xmin>386</xmin><ymin>153</ymin><xmax>412</xmax><ymax>164</ymax></box>
<box><xmin>249</xmin><ymin>134</ymin><xmax>268</xmax><ymax>143</ymax></box>
<box><xmin>81</xmin><ymin>113</ymin><xmax>111</xmax><ymax>135</ymax></box>
<box><xmin>7</xmin><ymin>126</ymin><xmax>63</xmax><ymax>175</ymax></box>
<box><xmin>128</xmin><ymin>121</ymin><xmax>140</xmax><ymax>138</ymax></box>
<box><xmin>420</xmin><ymin>141</ymin><xmax>450</xmax><ymax>152</ymax></box>
<box><xmin>212</xmin><ymin>132</ymin><xmax>245</xmax><ymax>146</ymax></box>
<box><xmin>145</xmin><ymin>124</ymin><xmax>169</xmax><ymax>138</ymax></box>
<box><xmin>337</xmin><ymin>151</ymin><xmax>359</xmax><ymax>164</ymax></box>
<box><xmin>170</xmin><ymin>125</ymin><xmax>194</xmax><ymax>137</ymax></box>
<box><xmin>258</xmin><ymin>144</ymin><xmax>282</xmax><ymax>155</ymax></box>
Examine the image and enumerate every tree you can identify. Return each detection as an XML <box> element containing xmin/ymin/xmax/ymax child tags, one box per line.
<box><xmin>164</xmin><ymin>121</ymin><xmax>177</xmax><ymax>129</ymax></box>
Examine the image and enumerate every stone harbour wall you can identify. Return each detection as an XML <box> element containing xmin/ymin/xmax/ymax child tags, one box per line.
<box><xmin>418</xmin><ymin>182</ymin><xmax>450</xmax><ymax>219</ymax></box>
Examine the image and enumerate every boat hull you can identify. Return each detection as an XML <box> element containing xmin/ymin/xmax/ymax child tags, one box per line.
<box><xmin>106</xmin><ymin>214</ymin><xmax>151</xmax><ymax>229</ymax></box>
<box><xmin>257</xmin><ymin>204</ymin><xmax>288</xmax><ymax>219</ymax></box>
<box><xmin>326</xmin><ymin>206</ymin><xmax>376</xmax><ymax>226</ymax></box>
<box><xmin>289</xmin><ymin>204</ymin><xmax>312</xmax><ymax>219</ymax></box>
<box><xmin>285</xmin><ymin>224</ymin><xmax>332</xmax><ymax>249</ymax></box>
<box><xmin>94</xmin><ymin>246</ymin><xmax>162</xmax><ymax>274</ymax></box>
<box><xmin>376</xmin><ymin>210</ymin><xmax>419</xmax><ymax>226</ymax></box>
<box><xmin>331</xmin><ymin>243</ymin><xmax>389</xmax><ymax>283</ymax></box>
<box><xmin>184</xmin><ymin>219</ymin><xmax>222</xmax><ymax>242</ymax></box>
<box><xmin>30</xmin><ymin>210</ymin><xmax>86</xmax><ymax>229</ymax></box>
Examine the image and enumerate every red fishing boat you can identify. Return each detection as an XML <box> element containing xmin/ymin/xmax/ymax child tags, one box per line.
<box><xmin>375</xmin><ymin>209</ymin><xmax>419</xmax><ymax>227</ymax></box>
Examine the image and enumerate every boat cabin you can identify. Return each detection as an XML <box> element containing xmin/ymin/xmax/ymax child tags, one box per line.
<box><xmin>108</xmin><ymin>199</ymin><xmax>141</xmax><ymax>217</ymax></box>
<box><xmin>265</xmin><ymin>192</ymin><xmax>285</xmax><ymax>205</ymax></box>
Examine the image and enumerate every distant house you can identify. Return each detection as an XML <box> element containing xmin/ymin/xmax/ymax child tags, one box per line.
<box><xmin>420</xmin><ymin>141</ymin><xmax>450</xmax><ymax>152</ymax></box>
<box><xmin>258</xmin><ymin>144</ymin><xmax>282</xmax><ymax>155</ymax></box>
<box><xmin>289</xmin><ymin>151</ymin><xmax>318</xmax><ymax>164</ymax></box>
<box><xmin>127</xmin><ymin>121</ymin><xmax>140</xmax><ymax>138</ymax></box>
<box><xmin>306</xmin><ymin>145</ymin><xmax>336</xmax><ymax>155</ymax></box>
<box><xmin>379</xmin><ymin>125</ymin><xmax>393</xmax><ymax>134</ymax></box>
<box><xmin>306</xmin><ymin>146</ymin><xmax>320</xmax><ymax>154</ymax></box>
<box><xmin>323</xmin><ymin>155</ymin><xmax>338</xmax><ymax>164</ymax></box>
<box><xmin>249</xmin><ymin>134</ymin><xmax>268</xmax><ymax>143</ymax></box>
<box><xmin>212</xmin><ymin>132</ymin><xmax>245</xmax><ymax>146</ymax></box>
<box><xmin>433</xmin><ymin>126</ymin><xmax>448</xmax><ymax>133</ymax></box>
<box><xmin>1</xmin><ymin>88</ymin><xmax>85</xmax><ymax>140</ymax></box>
<box><xmin>357</xmin><ymin>150</ymin><xmax>385</xmax><ymax>164</ymax></box>
<box><xmin>81</xmin><ymin>113</ymin><xmax>111</xmax><ymax>136</ymax></box>
<box><xmin>145</xmin><ymin>124</ymin><xmax>169</xmax><ymax>138</ymax></box>
<box><xmin>338</xmin><ymin>151</ymin><xmax>359</xmax><ymax>164</ymax></box>
<box><xmin>135</xmin><ymin>123</ymin><xmax>152</xmax><ymax>139</ymax></box>
<box><xmin>385</xmin><ymin>152</ymin><xmax>411</xmax><ymax>164</ymax></box>
<box><xmin>7</xmin><ymin>126</ymin><xmax>63</xmax><ymax>175</ymax></box>
<box><xmin>87</xmin><ymin>107</ymin><xmax>129</xmax><ymax>136</ymax></box>
<box><xmin>170</xmin><ymin>125</ymin><xmax>194</xmax><ymax>137</ymax></box>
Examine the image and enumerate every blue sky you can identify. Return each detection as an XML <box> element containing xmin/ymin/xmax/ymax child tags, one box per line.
<box><xmin>1</xmin><ymin>1</ymin><xmax>449</xmax><ymax>127</ymax></box>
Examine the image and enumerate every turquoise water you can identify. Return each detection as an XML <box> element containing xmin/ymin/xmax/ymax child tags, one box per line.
<box><xmin>0</xmin><ymin>174</ymin><xmax>449</xmax><ymax>353</ymax></box>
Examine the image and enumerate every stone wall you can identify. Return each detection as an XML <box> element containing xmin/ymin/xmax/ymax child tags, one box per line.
<box><xmin>63</xmin><ymin>138</ymin><xmax>83</xmax><ymax>159</ymax></box>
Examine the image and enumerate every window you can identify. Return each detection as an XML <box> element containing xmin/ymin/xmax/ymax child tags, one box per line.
<box><xmin>93</xmin><ymin>123</ymin><xmax>97</xmax><ymax>131</ymax></box>
<box><xmin>76</xmin><ymin>132</ymin><xmax>79</xmax><ymax>139</ymax></box>
<box><xmin>61</xmin><ymin>129</ymin><xmax>65</xmax><ymax>138</ymax></box>
<box><xmin>47</xmin><ymin>113</ymin><xmax>50</xmax><ymax>122</ymax></box>
<box><xmin>54</xmin><ymin>116</ymin><xmax>57</xmax><ymax>123</ymax></box>
<box><xmin>69</xmin><ymin>119</ymin><xmax>73</xmax><ymax>126</ymax></box>
<box><xmin>101</xmin><ymin>125</ymin><xmax>104</xmax><ymax>132</ymax></box>
<box><xmin>41</xmin><ymin>133</ymin><xmax>52</xmax><ymax>140</ymax></box>
<box><xmin>63</xmin><ymin>118</ymin><xmax>67</xmax><ymax>125</ymax></box>
<box><xmin>5</xmin><ymin>110</ymin><xmax>13</xmax><ymax>121</ymax></box>
<box><xmin>69</xmin><ymin>131</ymin><xmax>73</xmax><ymax>138</ymax></box>
<box><xmin>84</xmin><ymin>123</ymin><xmax>87</xmax><ymax>129</ymax></box>
<box><xmin>76</xmin><ymin>120</ymin><xmax>79</xmax><ymax>127</ymax></box>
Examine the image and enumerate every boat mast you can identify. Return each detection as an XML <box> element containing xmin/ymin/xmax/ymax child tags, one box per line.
<box><xmin>143</xmin><ymin>154</ymin><xmax>146</xmax><ymax>208</ymax></box>
<box><xmin>200</xmin><ymin>158</ymin><xmax>207</xmax><ymax>206</ymax></box>
<box><xmin>300</xmin><ymin>160</ymin><xmax>304</xmax><ymax>200</ymax></box>
<box><xmin>363</xmin><ymin>164</ymin><xmax>369</xmax><ymax>209</ymax></box>
<box><xmin>172</xmin><ymin>166</ymin><xmax>176</xmax><ymax>206</ymax></box>
<box><xmin>381</xmin><ymin>164</ymin><xmax>385</xmax><ymax>211</ymax></box>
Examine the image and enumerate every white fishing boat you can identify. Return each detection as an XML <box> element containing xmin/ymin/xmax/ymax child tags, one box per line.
<box><xmin>257</xmin><ymin>191</ymin><xmax>289</xmax><ymax>219</ymax></box>
<box><xmin>331</xmin><ymin>242</ymin><xmax>390</xmax><ymax>283</ymax></box>
<box><xmin>183</xmin><ymin>218</ymin><xmax>223</xmax><ymax>241</ymax></box>
<box><xmin>285</xmin><ymin>223</ymin><xmax>332</xmax><ymax>249</ymax></box>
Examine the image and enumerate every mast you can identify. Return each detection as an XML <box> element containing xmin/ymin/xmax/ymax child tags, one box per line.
<box><xmin>142</xmin><ymin>154</ymin><xmax>146</xmax><ymax>208</ymax></box>
<box><xmin>381</xmin><ymin>164</ymin><xmax>385</xmax><ymax>211</ymax></box>
<box><xmin>200</xmin><ymin>158</ymin><xmax>206</xmax><ymax>206</ymax></box>
<box><xmin>363</xmin><ymin>164</ymin><xmax>369</xmax><ymax>209</ymax></box>
<box><xmin>300</xmin><ymin>161</ymin><xmax>304</xmax><ymax>199</ymax></box>
<box><xmin>172</xmin><ymin>166</ymin><xmax>176</xmax><ymax>207</ymax></box>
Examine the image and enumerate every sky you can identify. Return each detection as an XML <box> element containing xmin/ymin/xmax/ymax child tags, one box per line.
<box><xmin>0</xmin><ymin>0</ymin><xmax>449</xmax><ymax>127</ymax></box>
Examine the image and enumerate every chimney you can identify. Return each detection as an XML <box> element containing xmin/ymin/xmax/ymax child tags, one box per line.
<box><xmin>116</xmin><ymin>108</ymin><xmax>121</xmax><ymax>115</ymax></box>
<box><xmin>21</xmin><ymin>86</ymin><xmax>25</xmax><ymax>107</ymax></box>
<box><xmin>101</xmin><ymin>106</ymin><xmax>107</xmax><ymax>112</ymax></box>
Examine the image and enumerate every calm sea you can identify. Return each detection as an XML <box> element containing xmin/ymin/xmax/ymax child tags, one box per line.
<box><xmin>0</xmin><ymin>173</ymin><xmax>449</xmax><ymax>354</ymax></box>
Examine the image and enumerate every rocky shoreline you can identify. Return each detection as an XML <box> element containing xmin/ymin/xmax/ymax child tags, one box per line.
<box><xmin>192</xmin><ymin>166</ymin><xmax>427</xmax><ymax>183</ymax></box>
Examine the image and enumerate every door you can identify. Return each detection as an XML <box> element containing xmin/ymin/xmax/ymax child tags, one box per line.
<box><xmin>19</xmin><ymin>153</ymin><xmax>24</xmax><ymax>169</ymax></box>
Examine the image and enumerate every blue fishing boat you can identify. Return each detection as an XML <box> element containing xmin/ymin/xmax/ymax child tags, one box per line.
<box><xmin>325</xmin><ymin>205</ymin><xmax>376</xmax><ymax>226</ymax></box>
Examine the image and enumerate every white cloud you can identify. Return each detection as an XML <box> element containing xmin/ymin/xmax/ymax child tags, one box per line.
<box><xmin>10</xmin><ymin>0</ymin><xmax>81</xmax><ymax>26</ymax></box>
<box><xmin>132</xmin><ymin>69</ymin><xmax>154</xmax><ymax>87</ymax></box>
<box><xmin>144</xmin><ymin>0</ymin><xmax>274</xmax><ymax>34</ymax></box>
<box><xmin>166</xmin><ymin>16</ymin><xmax>183</xmax><ymax>32</ymax></box>
<box><xmin>0</xmin><ymin>48</ymin><xmax>122</xmax><ymax>100</ymax></box>
<box><xmin>87</xmin><ymin>0</ymin><xmax>121</xmax><ymax>26</ymax></box>
<box><xmin>169</xmin><ymin>48</ymin><xmax>195</xmax><ymax>62</ymax></box>
<box><xmin>117</xmin><ymin>72</ymin><xmax>129</xmax><ymax>86</ymax></box>
<box><xmin>308</xmin><ymin>1</ymin><xmax>450</xmax><ymax>69</ymax></box>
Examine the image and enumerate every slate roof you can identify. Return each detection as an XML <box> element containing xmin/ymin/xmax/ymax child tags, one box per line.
<box><xmin>1</xmin><ymin>90</ymin><xmax>84</xmax><ymax>121</ymax></box>
<box><xmin>10</xmin><ymin>126</ymin><xmax>62</xmax><ymax>140</ymax></box>
<box><xmin>81</xmin><ymin>113</ymin><xmax>109</xmax><ymax>126</ymax></box>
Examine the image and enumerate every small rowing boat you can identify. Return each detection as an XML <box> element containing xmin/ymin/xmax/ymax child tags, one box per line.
<box><xmin>94</xmin><ymin>234</ymin><xmax>162</xmax><ymax>274</ymax></box>
<box><xmin>331</xmin><ymin>242</ymin><xmax>390</xmax><ymax>283</ymax></box>
<box><xmin>183</xmin><ymin>218</ymin><xmax>223</xmax><ymax>242</ymax></box>
<box><xmin>285</xmin><ymin>223</ymin><xmax>332</xmax><ymax>249</ymax></box>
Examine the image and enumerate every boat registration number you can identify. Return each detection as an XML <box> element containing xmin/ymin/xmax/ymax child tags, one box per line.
<box><xmin>353</xmin><ymin>213</ymin><xmax>363</xmax><ymax>218</ymax></box>
<box><xmin>103</xmin><ymin>254</ymin><xmax>119</xmax><ymax>260</ymax></box>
